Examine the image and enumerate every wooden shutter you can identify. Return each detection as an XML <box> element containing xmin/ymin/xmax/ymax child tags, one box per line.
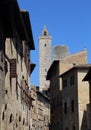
<box><xmin>10</xmin><ymin>59</ymin><xmax>17</xmax><ymax>78</ymax></box>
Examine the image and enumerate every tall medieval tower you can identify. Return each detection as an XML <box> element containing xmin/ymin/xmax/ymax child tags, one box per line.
<box><xmin>38</xmin><ymin>26</ymin><xmax>52</xmax><ymax>91</ymax></box>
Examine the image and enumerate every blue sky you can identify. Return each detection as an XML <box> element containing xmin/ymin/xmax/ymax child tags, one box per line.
<box><xmin>18</xmin><ymin>0</ymin><xmax>91</xmax><ymax>86</ymax></box>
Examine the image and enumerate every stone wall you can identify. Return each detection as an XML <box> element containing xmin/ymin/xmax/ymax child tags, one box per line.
<box><xmin>62</xmin><ymin>67</ymin><xmax>89</xmax><ymax>130</ymax></box>
<box><xmin>0</xmin><ymin>34</ymin><xmax>5</xmax><ymax>130</ymax></box>
<box><xmin>59</xmin><ymin>49</ymin><xmax>87</xmax><ymax>74</ymax></box>
<box><xmin>31</xmin><ymin>86</ymin><xmax>50</xmax><ymax>130</ymax></box>
<box><xmin>0</xmin><ymin>38</ymin><xmax>32</xmax><ymax>130</ymax></box>
<box><xmin>53</xmin><ymin>45</ymin><xmax>69</xmax><ymax>60</ymax></box>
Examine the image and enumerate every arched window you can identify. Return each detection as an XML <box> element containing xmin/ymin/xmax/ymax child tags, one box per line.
<box><xmin>9</xmin><ymin>114</ymin><xmax>13</xmax><ymax>123</ymax></box>
<box><xmin>5</xmin><ymin>89</ymin><xmax>8</xmax><ymax>94</ymax></box>
<box><xmin>16</xmin><ymin>123</ymin><xmax>18</xmax><ymax>128</ymax></box>
<box><xmin>44</xmin><ymin>31</ymin><xmax>47</xmax><ymax>36</ymax></box>
<box><xmin>23</xmin><ymin>118</ymin><xmax>25</xmax><ymax>125</ymax></box>
<box><xmin>44</xmin><ymin>44</ymin><xmax>46</xmax><ymax>47</ymax></box>
<box><xmin>73</xmin><ymin>125</ymin><xmax>75</xmax><ymax>130</ymax></box>
<box><xmin>29</xmin><ymin>125</ymin><xmax>30</xmax><ymax>130</ymax></box>
<box><xmin>5</xmin><ymin>104</ymin><xmax>7</xmax><ymax>111</ymax></box>
<box><xmin>2</xmin><ymin>112</ymin><xmax>5</xmax><ymax>120</ymax></box>
<box><xmin>19</xmin><ymin>116</ymin><xmax>21</xmax><ymax>122</ymax></box>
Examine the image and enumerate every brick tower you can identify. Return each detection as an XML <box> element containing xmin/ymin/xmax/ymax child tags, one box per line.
<box><xmin>38</xmin><ymin>26</ymin><xmax>52</xmax><ymax>91</ymax></box>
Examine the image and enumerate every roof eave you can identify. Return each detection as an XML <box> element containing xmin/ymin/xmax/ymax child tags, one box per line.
<box><xmin>0</xmin><ymin>0</ymin><xmax>29</xmax><ymax>41</ymax></box>
<box><xmin>83</xmin><ymin>67</ymin><xmax>91</xmax><ymax>81</ymax></box>
<box><xmin>21</xmin><ymin>11</ymin><xmax>35</xmax><ymax>50</ymax></box>
<box><xmin>46</xmin><ymin>60</ymin><xmax>59</xmax><ymax>80</ymax></box>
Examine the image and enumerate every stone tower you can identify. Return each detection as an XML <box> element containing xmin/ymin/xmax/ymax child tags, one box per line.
<box><xmin>38</xmin><ymin>26</ymin><xmax>52</xmax><ymax>91</ymax></box>
<box><xmin>53</xmin><ymin>45</ymin><xmax>69</xmax><ymax>60</ymax></box>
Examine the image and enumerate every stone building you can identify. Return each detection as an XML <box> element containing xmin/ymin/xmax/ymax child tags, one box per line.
<box><xmin>31</xmin><ymin>86</ymin><xmax>50</xmax><ymax>130</ymax></box>
<box><xmin>38</xmin><ymin>26</ymin><xmax>52</xmax><ymax>92</ymax></box>
<box><xmin>31</xmin><ymin>86</ymin><xmax>38</xmax><ymax>130</ymax></box>
<box><xmin>47</xmin><ymin>49</ymin><xmax>88</xmax><ymax>130</ymax></box>
<box><xmin>47</xmin><ymin>60</ymin><xmax>62</xmax><ymax>130</ymax></box>
<box><xmin>53</xmin><ymin>45</ymin><xmax>69</xmax><ymax>61</ymax></box>
<box><xmin>37</xmin><ymin>90</ymin><xmax>50</xmax><ymax>130</ymax></box>
<box><xmin>0</xmin><ymin>1</ymin><xmax>35</xmax><ymax>130</ymax></box>
<box><xmin>83</xmin><ymin>67</ymin><xmax>91</xmax><ymax>130</ymax></box>
<box><xmin>60</xmin><ymin>64</ymin><xmax>91</xmax><ymax>130</ymax></box>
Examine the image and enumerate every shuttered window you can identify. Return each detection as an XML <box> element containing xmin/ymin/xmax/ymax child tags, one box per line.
<box><xmin>10</xmin><ymin>59</ymin><xmax>17</xmax><ymax>78</ymax></box>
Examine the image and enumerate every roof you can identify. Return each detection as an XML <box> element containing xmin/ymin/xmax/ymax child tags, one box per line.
<box><xmin>31</xmin><ymin>86</ymin><xmax>50</xmax><ymax>101</ymax></box>
<box><xmin>83</xmin><ymin>67</ymin><xmax>91</xmax><ymax>81</ymax></box>
<box><xmin>0</xmin><ymin>0</ymin><xmax>35</xmax><ymax>50</ymax></box>
<box><xmin>46</xmin><ymin>60</ymin><xmax>59</xmax><ymax>80</ymax></box>
<box><xmin>59</xmin><ymin>64</ymin><xmax>91</xmax><ymax>78</ymax></box>
<box><xmin>37</xmin><ymin>91</ymin><xmax>50</xmax><ymax>101</ymax></box>
<box><xmin>30</xmin><ymin>63</ymin><xmax>36</xmax><ymax>74</ymax></box>
<box><xmin>0</xmin><ymin>0</ymin><xmax>26</xmax><ymax>39</ymax></box>
<box><xmin>21</xmin><ymin>11</ymin><xmax>35</xmax><ymax>50</ymax></box>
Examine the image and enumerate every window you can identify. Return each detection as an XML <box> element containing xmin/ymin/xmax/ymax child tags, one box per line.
<box><xmin>71</xmin><ymin>100</ymin><xmax>74</xmax><ymax>112</ymax></box>
<box><xmin>2</xmin><ymin>112</ymin><xmax>5</xmax><ymax>120</ymax></box>
<box><xmin>63</xmin><ymin>79</ymin><xmax>68</xmax><ymax>88</ymax></box>
<box><xmin>10</xmin><ymin>59</ymin><xmax>17</xmax><ymax>78</ymax></box>
<box><xmin>4</xmin><ymin>60</ymin><xmax>8</xmax><ymax>74</ymax></box>
<box><xmin>73</xmin><ymin>125</ymin><xmax>76</xmax><ymax>130</ymax></box>
<box><xmin>19</xmin><ymin>116</ymin><xmax>21</xmax><ymax>122</ymax></box>
<box><xmin>44</xmin><ymin>44</ymin><xmax>46</xmax><ymax>47</ymax></box>
<box><xmin>45</xmin><ymin>68</ymin><xmax>47</xmax><ymax>72</ymax></box>
<box><xmin>44</xmin><ymin>31</ymin><xmax>47</xmax><ymax>36</ymax></box>
<box><xmin>29</xmin><ymin>125</ymin><xmax>30</xmax><ymax>130</ymax></box>
<box><xmin>23</xmin><ymin>118</ymin><xmax>25</xmax><ymax>125</ymax></box>
<box><xmin>5</xmin><ymin>104</ymin><xmax>7</xmax><ymax>111</ymax></box>
<box><xmin>16</xmin><ymin>123</ymin><xmax>18</xmax><ymax>128</ymax></box>
<box><xmin>1</xmin><ymin>50</ymin><xmax>4</xmax><ymax>62</ymax></box>
<box><xmin>0</xmin><ymin>42</ymin><xmax>4</xmax><ymax>62</ymax></box>
<box><xmin>64</xmin><ymin>102</ymin><xmax>67</xmax><ymax>114</ymax></box>
<box><xmin>21</xmin><ymin>57</ymin><xmax>23</xmax><ymax>71</ymax></box>
<box><xmin>0</xmin><ymin>42</ymin><xmax>3</xmax><ymax>51</ymax></box>
<box><xmin>70</xmin><ymin>75</ymin><xmax>74</xmax><ymax>86</ymax></box>
<box><xmin>5</xmin><ymin>90</ymin><xmax>8</xmax><ymax>94</ymax></box>
<box><xmin>9</xmin><ymin>114</ymin><xmax>13</xmax><ymax>123</ymax></box>
<box><xmin>16</xmin><ymin>84</ymin><xmax>18</xmax><ymax>100</ymax></box>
